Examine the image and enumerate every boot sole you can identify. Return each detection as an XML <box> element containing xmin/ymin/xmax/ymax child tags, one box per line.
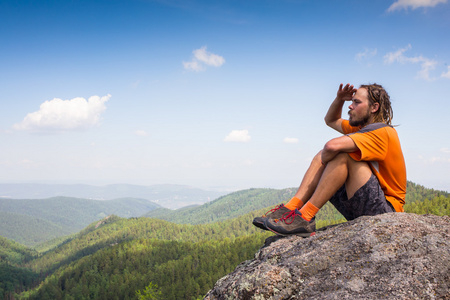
<box><xmin>267</xmin><ymin>226</ymin><xmax>316</xmax><ymax>237</ymax></box>
<box><xmin>252</xmin><ymin>218</ymin><xmax>269</xmax><ymax>230</ymax></box>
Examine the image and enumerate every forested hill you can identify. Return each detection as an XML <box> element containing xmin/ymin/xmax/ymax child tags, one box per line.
<box><xmin>0</xmin><ymin>236</ymin><xmax>40</xmax><ymax>298</ymax></box>
<box><xmin>144</xmin><ymin>187</ymin><xmax>297</xmax><ymax>224</ymax></box>
<box><xmin>4</xmin><ymin>212</ymin><xmax>273</xmax><ymax>300</ymax></box>
<box><xmin>0</xmin><ymin>181</ymin><xmax>448</xmax><ymax>299</ymax></box>
<box><xmin>403</xmin><ymin>181</ymin><xmax>449</xmax><ymax>214</ymax></box>
<box><xmin>0</xmin><ymin>236</ymin><xmax>37</xmax><ymax>265</ymax></box>
<box><xmin>0</xmin><ymin>197</ymin><xmax>161</xmax><ymax>247</ymax></box>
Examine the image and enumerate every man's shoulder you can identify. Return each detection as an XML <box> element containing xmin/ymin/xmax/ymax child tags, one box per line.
<box><xmin>356</xmin><ymin>122</ymin><xmax>392</xmax><ymax>134</ymax></box>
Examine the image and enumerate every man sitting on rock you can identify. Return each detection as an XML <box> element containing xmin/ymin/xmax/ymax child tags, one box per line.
<box><xmin>253</xmin><ymin>83</ymin><xmax>407</xmax><ymax>236</ymax></box>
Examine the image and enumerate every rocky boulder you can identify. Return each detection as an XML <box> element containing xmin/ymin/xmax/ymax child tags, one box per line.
<box><xmin>205</xmin><ymin>213</ymin><xmax>450</xmax><ymax>299</ymax></box>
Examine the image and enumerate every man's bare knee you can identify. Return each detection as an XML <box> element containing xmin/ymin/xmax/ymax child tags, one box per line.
<box><xmin>327</xmin><ymin>152</ymin><xmax>351</xmax><ymax>165</ymax></box>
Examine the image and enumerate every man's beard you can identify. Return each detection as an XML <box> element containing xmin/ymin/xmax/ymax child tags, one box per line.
<box><xmin>349</xmin><ymin>110</ymin><xmax>371</xmax><ymax>127</ymax></box>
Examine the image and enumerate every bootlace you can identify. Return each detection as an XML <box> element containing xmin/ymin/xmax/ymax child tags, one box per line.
<box><xmin>263</xmin><ymin>204</ymin><xmax>284</xmax><ymax>217</ymax></box>
<box><xmin>275</xmin><ymin>210</ymin><xmax>301</xmax><ymax>224</ymax></box>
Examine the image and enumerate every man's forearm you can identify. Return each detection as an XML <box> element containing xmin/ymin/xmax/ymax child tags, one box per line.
<box><xmin>324</xmin><ymin>97</ymin><xmax>345</xmax><ymax>126</ymax></box>
<box><xmin>321</xmin><ymin>136</ymin><xmax>358</xmax><ymax>164</ymax></box>
<box><xmin>321</xmin><ymin>148</ymin><xmax>337</xmax><ymax>165</ymax></box>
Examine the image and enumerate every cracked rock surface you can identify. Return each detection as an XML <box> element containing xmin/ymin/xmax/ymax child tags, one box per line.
<box><xmin>205</xmin><ymin>213</ymin><xmax>450</xmax><ymax>300</ymax></box>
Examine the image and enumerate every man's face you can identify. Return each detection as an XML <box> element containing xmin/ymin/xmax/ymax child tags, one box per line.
<box><xmin>348</xmin><ymin>88</ymin><xmax>372</xmax><ymax>127</ymax></box>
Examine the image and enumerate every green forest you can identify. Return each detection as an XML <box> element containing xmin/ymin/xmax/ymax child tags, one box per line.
<box><xmin>0</xmin><ymin>182</ymin><xmax>448</xmax><ymax>300</ymax></box>
<box><xmin>0</xmin><ymin>197</ymin><xmax>161</xmax><ymax>247</ymax></box>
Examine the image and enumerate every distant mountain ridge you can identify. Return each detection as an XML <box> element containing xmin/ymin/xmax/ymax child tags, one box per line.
<box><xmin>2</xmin><ymin>181</ymin><xmax>448</xmax><ymax>248</ymax></box>
<box><xmin>0</xmin><ymin>196</ymin><xmax>161</xmax><ymax>247</ymax></box>
<box><xmin>1</xmin><ymin>188</ymin><xmax>296</xmax><ymax>248</ymax></box>
<box><xmin>145</xmin><ymin>181</ymin><xmax>450</xmax><ymax>225</ymax></box>
<box><xmin>0</xmin><ymin>183</ymin><xmax>227</xmax><ymax>209</ymax></box>
<box><xmin>144</xmin><ymin>188</ymin><xmax>297</xmax><ymax>224</ymax></box>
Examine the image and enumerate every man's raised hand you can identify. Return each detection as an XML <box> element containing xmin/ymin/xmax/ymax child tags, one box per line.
<box><xmin>337</xmin><ymin>83</ymin><xmax>356</xmax><ymax>101</ymax></box>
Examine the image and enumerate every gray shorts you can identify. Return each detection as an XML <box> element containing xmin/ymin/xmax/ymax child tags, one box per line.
<box><xmin>329</xmin><ymin>174</ymin><xmax>395</xmax><ymax>221</ymax></box>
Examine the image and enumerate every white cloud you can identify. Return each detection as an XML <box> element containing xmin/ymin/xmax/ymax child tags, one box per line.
<box><xmin>383</xmin><ymin>45</ymin><xmax>438</xmax><ymax>80</ymax></box>
<box><xmin>441</xmin><ymin>66</ymin><xmax>450</xmax><ymax>79</ymax></box>
<box><xmin>243</xmin><ymin>159</ymin><xmax>254</xmax><ymax>166</ymax></box>
<box><xmin>355</xmin><ymin>48</ymin><xmax>377</xmax><ymax>62</ymax></box>
<box><xmin>20</xmin><ymin>159</ymin><xmax>37</xmax><ymax>167</ymax></box>
<box><xmin>430</xmin><ymin>157</ymin><xmax>450</xmax><ymax>163</ymax></box>
<box><xmin>13</xmin><ymin>94</ymin><xmax>111</xmax><ymax>132</ymax></box>
<box><xmin>417</xmin><ymin>58</ymin><xmax>438</xmax><ymax>80</ymax></box>
<box><xmin>183</xmin><ymin>60</ymin><xmax>204</xmax><ymax>72</ymax></box>
<box><xmin>183</xmin><ymin>46</ymin><xmax>225</xmax><ymax>72</ymax></box>
<box><xmin>383</xmin><ymin>44</ymin><xmax>412</xmax><ymax>64</ymax></box>
<box><xmin>388</xmin><ymin>0</ymin><xmax>448</xmax><ymax>11</ymax></box>
<box><xmin>193</xmin><ymin>47</ymin><xmax>225</xmax><ymax>67</ymax></box>
<box><xmin>224</xmin><ymin>129</ymin><xmax>251</xmax><ymax>142</ymax></box>
<box><xmin>440</xmin><ymin>147</ymin><xmax>450</xmax><ymax>153</ymax></box>
<box><xmin>283</xmin><ymin>137</ymin><xmax>299</xmax><ymax>144</ymax></box>
<box><xmin>135</xmin><ymin>130</ymin><xmax>148</xmax><ymax>137</ymax></box>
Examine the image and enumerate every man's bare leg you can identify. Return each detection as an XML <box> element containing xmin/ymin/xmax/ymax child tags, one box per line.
<box><xmin>264</xmin><ymin>152</ymin><xmax>374</xmax><ymax>236</ymax></box>
<box><xmin>285</xmin><ymin>151</ymin><xmax>371</xmax><ymax>210</ymax></box>
<box><xmin>307</xmin><ymin>152</ymin><xmax>373</xmax><ymax>210</ymax></box>
<box><xmin>252</xmin><ymin>152</ymin><xmax>327</xmax><ymax>229</ymax></box>
<box><xmin>285</xmin><ymin>152</ymin><xmax>325</xmax><ymax>210</ymax></box>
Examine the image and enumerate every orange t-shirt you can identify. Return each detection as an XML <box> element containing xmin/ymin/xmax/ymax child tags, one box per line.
<box><xmin>342</xmin><ymin>120</ymin><xmax>407</xmax><ymax>212</ymax></box>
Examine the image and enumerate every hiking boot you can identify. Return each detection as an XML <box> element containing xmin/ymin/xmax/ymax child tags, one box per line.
<box><xmin>264</xmin><ymin>209</ymin><xmax>316</xmax><ymax>237</ymax></box>
<box><xmin>252</xmin><ymin>204</ymin><xmax>291</xmax><ymax>230</ymax></box>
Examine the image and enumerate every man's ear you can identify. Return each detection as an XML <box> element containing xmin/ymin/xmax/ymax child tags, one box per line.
<box><xmin>371</xmin><ymin>103</ymin><xmax>380</xmax><ymax>113</ymax></box>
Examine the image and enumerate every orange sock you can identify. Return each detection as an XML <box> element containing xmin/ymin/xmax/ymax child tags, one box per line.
<box><xmin>299</xmin><ymin>202</ymin><xmax>319</xmax><ymax>221</ymax></box>
<box><xmin>284</xmin><ymin>197</ymin><xmax>304</xmax><ymax>210</ymax></box>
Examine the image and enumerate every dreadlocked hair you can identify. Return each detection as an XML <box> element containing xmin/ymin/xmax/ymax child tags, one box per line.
<box><xmin>360</xmin><ymin>83</ymin><xmax>393</xmax><ymax>126</ymax></box>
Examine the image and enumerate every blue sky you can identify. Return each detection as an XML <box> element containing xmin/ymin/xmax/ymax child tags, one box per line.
<box><xmin>1</xmin><ymin>0</ymin><xmax>449</xmax><ymax>192</ymax></box>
